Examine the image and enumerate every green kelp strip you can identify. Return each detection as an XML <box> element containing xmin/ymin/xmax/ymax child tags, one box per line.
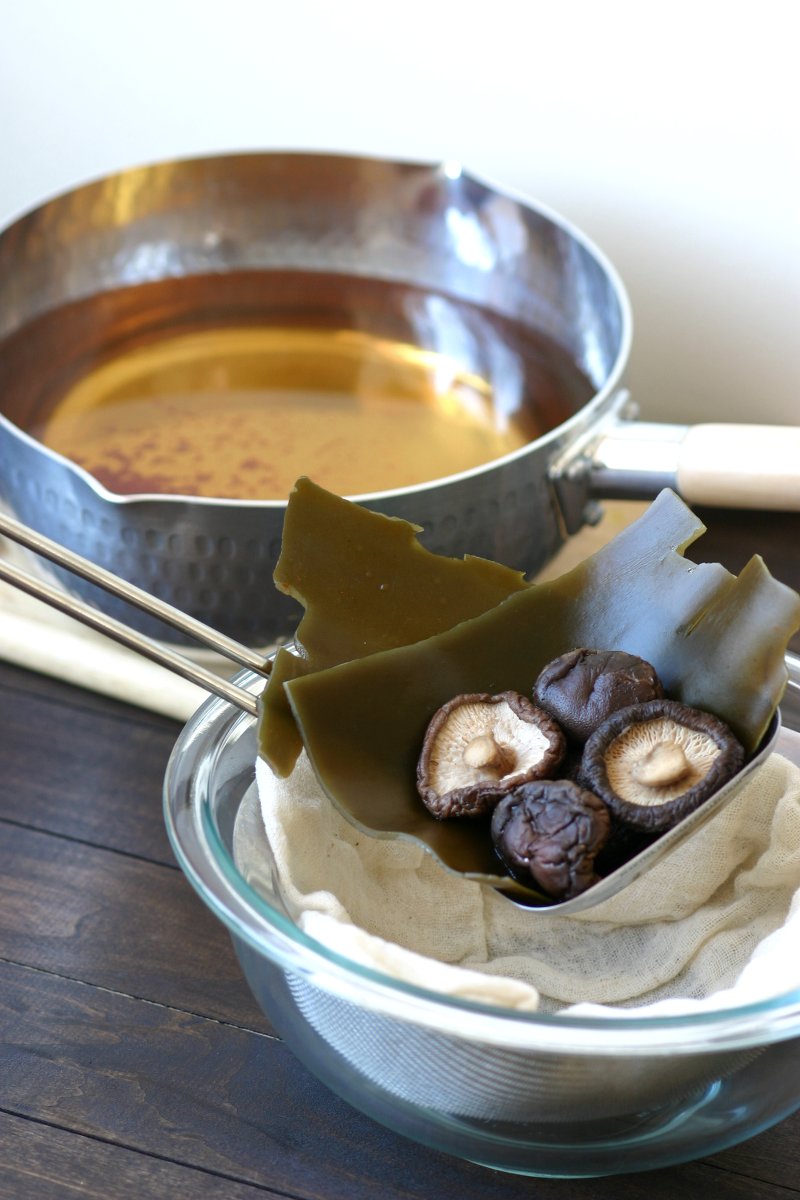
<box><xmin>282</xmin><ymin>489</ymin><xmax>800</xmax><ymax>881</ymax></box>
<box><xmin>260</xmin><ymin>477</ymin><xmax>528</xmax><ymax>776</ymax></box>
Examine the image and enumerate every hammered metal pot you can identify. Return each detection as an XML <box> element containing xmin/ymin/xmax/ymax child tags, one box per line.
<box><xmin>0</xmin><ymin>152</ymin><xmax>797</xmax><ymax>646</ymax></box>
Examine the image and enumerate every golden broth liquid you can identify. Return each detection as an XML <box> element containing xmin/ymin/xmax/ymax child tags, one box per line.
<box><xmin>6</xmin><ymin>272</ymin><xmax>594</xmax><ymax>499</ymax></box>
<box><xmin>39</xmin><ymin>327</ymin><xmax>532</xmax><ymax>498</ymax></box>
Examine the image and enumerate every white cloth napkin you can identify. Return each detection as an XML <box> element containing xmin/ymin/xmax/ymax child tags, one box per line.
<box><xmin>0</xmin><ymin>538</ymin><xmax>215</xmax><ymax>720</ymax></box>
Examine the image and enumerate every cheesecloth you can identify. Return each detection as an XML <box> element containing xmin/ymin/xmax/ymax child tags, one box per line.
<box><xmin>239</xmin><ymin>736</ymin><xmax>800</xmax><ymax>1017</ymax></box>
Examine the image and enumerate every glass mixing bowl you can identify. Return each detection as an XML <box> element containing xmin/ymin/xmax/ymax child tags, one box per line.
<box><xmin>164</xmin><ymin>653</ymin><xmax>800</xmax><ymax>1178</ymax></box>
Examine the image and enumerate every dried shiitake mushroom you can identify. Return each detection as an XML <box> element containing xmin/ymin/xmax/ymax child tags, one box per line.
<box><xmin>580</xmin><ymin>698</ymin><xmax>745</xmax><ymax>832</ymax></box>
<box><xmin>416</xmin><ymin>691</ymin><xmax>565</xmax><ymax>819</ymax></box>
<box><xmin>491</xmin><ymin>779</ymin><xmax>612</xmax><ymax>899</ymax></box>
<box><xmin>533</xmin><ymin>648</ymin><xmax>665</xmax><ymax>744</ymax></box>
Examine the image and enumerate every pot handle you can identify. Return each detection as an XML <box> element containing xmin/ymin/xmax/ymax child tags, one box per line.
<box><xmin>587</xmin><ymin>420</ymin><xmax>800</xmax><ymax>511</ymax></box>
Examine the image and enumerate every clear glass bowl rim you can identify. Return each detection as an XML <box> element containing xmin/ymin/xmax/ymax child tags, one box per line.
<box><xmin>163</xmin><ymin>651</ymin><xmax>800</xmax><ymax>1052</ymax></box>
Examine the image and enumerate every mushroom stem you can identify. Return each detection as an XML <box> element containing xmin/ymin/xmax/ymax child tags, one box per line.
<box><xmin>463</xmin><ymin>733</ymin><xmax>510</xmax><ymax>774</ymax></box>
<box><xmin>632</xmin><ymin>741</ymin><xmax>691</xmax><ymax>788</ymax></box>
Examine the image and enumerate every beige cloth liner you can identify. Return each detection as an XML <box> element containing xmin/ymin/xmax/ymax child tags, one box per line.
<box><xmin>252</xmin><ymin>740</ymin><xmax>800</xmax><ymax>1016</ymax></box>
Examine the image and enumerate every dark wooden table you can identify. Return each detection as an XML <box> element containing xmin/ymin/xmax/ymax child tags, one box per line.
<box><xmin>2</xmin><ymin>507</ymin><xmax>800</xmax><ymax>1200</ymax></box>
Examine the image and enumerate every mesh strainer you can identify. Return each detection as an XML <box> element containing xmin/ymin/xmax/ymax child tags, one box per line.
<box><xmin>164</xmin><ymin>662</ymin><xmax>800</xmax><ymax>1177</ymax></box>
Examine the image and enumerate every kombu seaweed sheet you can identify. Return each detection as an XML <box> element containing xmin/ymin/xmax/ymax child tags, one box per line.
<box><xmin>260</xmin><ymin>477</ymin><xmax>528</xmax><ymax>775</ymax></box>
<box><xmin>276</xmin><ymin>488</ymin><xmax>800</xmax><ymax>881</ymax></box>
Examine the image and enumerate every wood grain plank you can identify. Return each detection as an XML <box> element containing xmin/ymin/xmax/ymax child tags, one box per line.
<box><xmin>3</xmin><ymin>1116</ymin><xmax>792</xmax><ymax>1200</ymax></box>
<box><xmin>707</xmin><ymin>1120</ymin><xmax>800</xmax><ymax>1190</ymax></box>
<box><xmin>2</xmin><ymin>963</ymin><xmax>798</xmax><ymax>1200</ymax></box>
<box><xmin>0</xmin><ymin>661</ymin><xmax>180</xmax><ymax>863</ymax></box>
<box><xmin>0</xmin><ymin>822</ymin><xmax>264</xmax><ymax>1029</ymax></box>
<box><xmin>0</xmin><ymin>1111</ymin><xmax>284</xmax><ymax>1200</ymax></box>
<box><xmin>0</xmin><ymin>961</ymin><xmax>534</xmax><ymax>1200</ymax></box>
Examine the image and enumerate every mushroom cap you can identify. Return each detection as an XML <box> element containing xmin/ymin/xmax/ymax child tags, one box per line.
<box><xmin>579</xmin><ymin>698</ymin><xmax>745</xmax><ymax>832</ymax></box>
<box><xmin>533</xmin><ymin>648</ymin><xmax>664</xmax><ymax>744</ymax></box>
<box><xmin>416</xmin><ymin>691</ymin><xmax>566</xmax><ymax>819</ymax></box>
<box><xmin>491</xmin><ymin>779</ymin><xmax>611</xmax><ymax>899</ymax></box>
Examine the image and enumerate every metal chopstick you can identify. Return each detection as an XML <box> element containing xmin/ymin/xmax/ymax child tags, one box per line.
<box><xmin>0</xmin><ymin>553</ymin><xmax>260</xmax><ymax>716</ymax></box>
<box><xmin>0</xmin><ymin>509</ymin><xmax>267</xmax><ymax>673</ymax></box>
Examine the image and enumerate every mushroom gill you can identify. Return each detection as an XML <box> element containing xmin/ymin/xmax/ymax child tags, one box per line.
<box><xmin>605</xmin><ymin>717</ymin><xmax>723</xmax><ymax>806</ymax></box>
<box><xmin>580</xmin><ymin>699</ymin><xmax>745</xmax><ymax>832</ymax></box>
<box><xmin>417</xmin><ymin>691</ymin><xmax>566</xmax><ymax>819</ymax></box>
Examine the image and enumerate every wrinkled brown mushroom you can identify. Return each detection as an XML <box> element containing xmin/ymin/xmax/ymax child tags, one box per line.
<box><xmin>491</xmin><ymin>779</ymin><xmax>611</xmax><ymax>899</ymax></box>
<box><xmin>580</xmin><ymin>698</ymin><xmax>745</xmax><ymax>832</ymax></box>
<box><xmin>416</xmin><ymin>691</ymin><xmax>566</xmax><ymax>819</ymax></box>
<box><xmin>533</xmin><ymin>648</ymin><xmax>664</xmax><ymax>744</ymax></box>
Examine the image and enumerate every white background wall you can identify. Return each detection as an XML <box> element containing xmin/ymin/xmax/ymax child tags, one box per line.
<box><xmin>1</xmin><ymin>0</ymin><xmax>796</xmax><ymax>427</ymax></box>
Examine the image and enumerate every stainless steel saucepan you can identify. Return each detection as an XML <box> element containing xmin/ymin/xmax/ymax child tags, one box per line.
<box><xmin>0</xmin><ymin>151</ymin><xmax>797</xmax><ymax>646</ymax></box>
